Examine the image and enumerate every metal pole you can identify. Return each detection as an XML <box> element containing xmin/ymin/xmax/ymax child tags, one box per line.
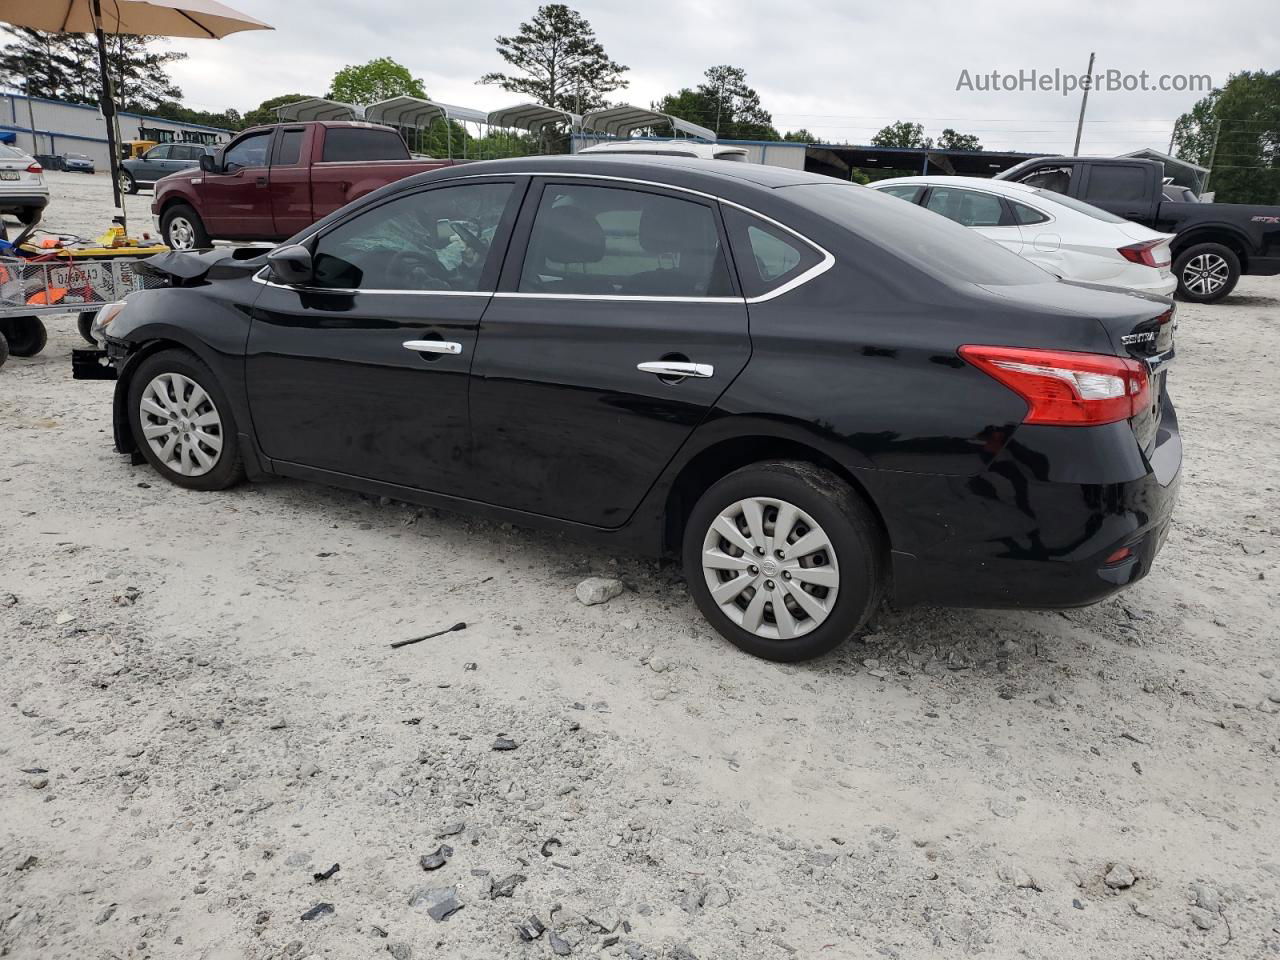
<box><xmin>92</xmin><ymin>0</ymin><xmax>126</xmax><ymax>228</ymax></box>
<box><xmin>1072</xmin><ymin>51</ymin><xmax>1095</xmax><ymax>154</ymax></box>
<box><xmin>1201</xmin><ymin>119</ymin><xmax>1222</xmax><ymax>194</ymax></box>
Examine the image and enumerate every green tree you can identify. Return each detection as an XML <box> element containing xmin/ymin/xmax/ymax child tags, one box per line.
<box><xmin>871</xmin><ymin>121</ymin><xmax>930</xmax><ymax>148</ymax></box>
<box><xmin>936</xmin><ymin>128</ymin><xmax>982</xmax><ymax>151</ymax></box>
<box><xmin>241</xmin><ymin>93</ymin><xmax>317</xmax><ymax>128</ymax></box>
<box><xmin>1173</xmin><ymin>70</ymin><xmax>1280</xmax><ymax>203</ymax></box>
<box><xmin>328</xmin><ymin>57</ymin><xmax>425</xmax><ymax>105</ymax></box>
<box><xmin>480</xmin><ymin>4</ymin><xmax>628</xmax><ymax>113</ymax></box>
<box><xmin>655</xmin><ymin>65</ymin><xmax>780</xmax><ymax>140</ymax></box>
<box><xmin>783</xmin><ymin>128</ymin><xmax>819</xmax><ymax>143</ymax></box>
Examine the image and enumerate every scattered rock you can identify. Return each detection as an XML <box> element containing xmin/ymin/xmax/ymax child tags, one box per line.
<box><xmin>268</xmin><ymin>717</ymin><xmax>287</xmax><ymax>730</ymax></box>
<box><xmin>1188</xmin><ymin>907</ymin><xmax>1215</xmax><ymax>930</ymax></box>
<box><xmin>489</xmin><ymin>873</ymin><xmax>527</xmax><ymax>898</ymax></box>
<box><xmin>297</xmin><ymin>762</ymin><xmax>321</xmax><ymax>779</ymax></box>
<box><xmin>95</xmin><ymin>904</ymin><xmax>117</xmax><ymax>925</ymax></box>
<box><xmin>549</xmin><ymin>929</ymin><xmax>572</xmax><ymax>955</ymax></box>
<box><xmin>436</xmin><ymin>822</ymin><xmax>465</xmax><ymax>838</ymax></box>
<box><xmin>409</xmin><ymin>886</ymin><xmax>462</xmax><ymax>922</ymax></box>
<box><xmin>300</xmin><ymin>902</ymin><xmax>334</xmax><ymax>921</ymax></box>
<box><xmin>313</xmin><ymin>863</ymin><xmax>340</xmax><ymax>882</ymax></box>
<box><xmin>515</xmin><ymin>916</ymin><xmax>546</xmax><ymax>941</ymax></box>
<box><xmin>387</xmin><ymin>944</ymin><xmax>412</xmax><ymax>960</ymax></box>
<box><xmin>16</xmin><ymin>855</ymin><xmax>37</xmax><ymax>871</ymax></box>
<box><xmin>1190</xmin><ymin>881</ymin><xmax>1220</xmax><ymax>913</ymax></box>
<box><xmin>54</xmin><ymin>610</ymin><xmax>76</xmax><ymax>625</ymax></box>
<box><xmin>997</xmin><ymin>864</ymin><xmax>1041</xmax><ymax>891</ymax></box>
<box><xmin>576</xmin><ymin>577</ymin><xmax>623</xmax><ymax>606</ymax></box>
<box><xmin>492</xmin><ymin>736</ymin><xmax>518</xmax><ymax>751</ymax></box>
<box><xmin>1104</xmin><ymin>863</ymin><xmax>1136</xmax><ymax>890</ymax></box>
<box><xmin>419</xmin><ymin>845</ymin><xmax>453</xmax><ymax>871</ymax></box>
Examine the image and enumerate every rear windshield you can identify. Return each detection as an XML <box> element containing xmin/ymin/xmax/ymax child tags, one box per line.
<box><xmin>321</xmin><ymin>127</ymin><xmax>410</xmax><ymax>163</ymax></box>
<box><xmin>1029</xmin><ymin>189</ymin><xmax>1127</xmax><ymax>223</ymax></box>
<box><xmin>0</xmin><ymin>144</ymin><xmax>26</xmax><ymax>159</ymax></box>
<box><xmin>785</xmin><ymin>182</ymin><xmax>1053</xmax><ymax>286</ymax></box>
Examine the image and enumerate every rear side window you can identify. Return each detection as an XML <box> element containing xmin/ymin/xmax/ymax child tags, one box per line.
<box><xmin>1009</xmin><ymin>200</ymin><xmax>1050</xmax><ymax>225</ymax></box>
<box><xmin>518</xmin><ymin>183</ymin><xmax>734</xmax><ymax>297</ymax></box>
<box><xmin>321</xmin><ymin>127</ymin><xmax>410</xmax><ymax>163</ymax></box>
<box><xmin>275</xmin><ymin>129</ymin><xmax>305</xmax><ymax>166</ymax></box>
<box><xmin>876</xmin><ymin>184</ymin><xmax>924</xmax><ymax>203</ymax></box>
<box><xmin>1084</xmin><ymin>165</ymin><xmax>1148</xmax><ymax>203</ymax></box>
<box><xmin>924</xmin><ymin>187</ymin><xmax>1009</xmax><ymax>227</ymax></box>
<box><xmin>722</xmin><ymin>207</ymin><xmax>823</xmax><ymax>299</ymax></box>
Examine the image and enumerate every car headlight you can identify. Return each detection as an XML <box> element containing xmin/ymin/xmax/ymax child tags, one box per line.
<box><xmin>91</xmin><ymin>301</ymin><xmax>128</xmax><ymax>342</ymax></box>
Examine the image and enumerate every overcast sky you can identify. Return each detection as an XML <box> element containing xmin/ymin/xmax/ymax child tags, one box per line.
<box><xmin>165</xmin><ymin>0</ymin><xmax>1276</xmax><ymax>152</ymax></box>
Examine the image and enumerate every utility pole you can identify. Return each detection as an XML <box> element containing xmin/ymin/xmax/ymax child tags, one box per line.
<box><xmin>1072</xmin><ymin>51</ymin><xmax>1096</xmax><ymax>154</ymax></box>
<box><xmin>1202</xmin><ymin>119</ymin><xmax>1222</xmax><ymax>194</ymax></box>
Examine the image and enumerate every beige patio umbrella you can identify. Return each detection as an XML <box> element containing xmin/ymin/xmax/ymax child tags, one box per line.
<box><xmin>0</xmin><ymin>0</ymin><xmax>272</xmax><ymax>224</ymax></box>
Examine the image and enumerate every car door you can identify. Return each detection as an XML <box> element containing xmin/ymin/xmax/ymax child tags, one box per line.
<box><xmin>245</xmin><ymin>177</ymin><xmax>523</xmax><ymax>495</ymax></box>
<box><xmin>468</xmin><ymin>178</ymin><xmax>750</xmax><ymax>527</ymax></box>
<box><xmin>267</xmin><ymin>126</ymin><xmax>312</xmax><ymax>238</ymax></box>
<box><xmin>200</xmin><ymin>129</ymin><xmax>275</xmax><ymax>237</ymax></box>
<box><xmin>1079</xmin><ymin>163</ymin><xmax>1155</xmax><ymax>222</ymax></box>
<box><xmin>137</xmin><ymin>144</ymin><xmax>172</xmax><ymax>184</ymax></box>
<box><xmin>923</xmin><ymin>186</ymin><xmax>1022</xmax><ymax>254</ymax></box>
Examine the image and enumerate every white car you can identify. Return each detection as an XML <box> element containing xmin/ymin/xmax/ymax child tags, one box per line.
<box><xmin>0</xmin><ymin>143</ymin><xmax>49</xmax><ymax>236</ymax></box>
<box><xmin>577</xmin><ymin>140</ymin><xmax>749</xmax><ymax>162</ymax></box>
<box><xmin>871</xmin><ymin>175</ymin><xmax>1176</xmax><ymax>296</ymax></box>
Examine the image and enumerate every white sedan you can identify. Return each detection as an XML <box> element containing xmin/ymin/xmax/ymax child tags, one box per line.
<box><xmin>871</xmin><ymin>175</ymin><xmax>1176</xmax><ymax>296</ymax></box>
<box><xmin>0</xmin><ymin>143</ymin><xmax>49</xmax><ymax>237</ymax></box>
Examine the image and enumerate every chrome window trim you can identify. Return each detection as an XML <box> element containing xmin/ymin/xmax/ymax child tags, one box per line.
<box><xmin>254</xmin><ymin>171</ymin><xmax>834</xmax><ymax>304</ymax></box>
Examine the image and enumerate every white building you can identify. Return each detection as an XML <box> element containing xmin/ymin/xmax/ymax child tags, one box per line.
<box><xmin>1</xmin><ymin>92</ymin><xmax>232</xmax><ymax>168</ymax></box>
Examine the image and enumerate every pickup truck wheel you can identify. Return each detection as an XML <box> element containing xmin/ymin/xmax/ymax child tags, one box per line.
<box><xmin>1173</xmin><ymin>243</ymin><xmax>1239</xmax><ymax>304</ymax></box>
<box><xmin>0</xmin><ymin>316</ymin><xmax>48</xmax><ymax>357</ymax></box>
<box><xmin>119</xmin><ymin>171</ymin><xmax>138</xmax><ymax>195</ymax></box>
<box><xmin>161</xmin><ymin>204</ymin><xmax>210</xmax><ymax>251</ymax></box>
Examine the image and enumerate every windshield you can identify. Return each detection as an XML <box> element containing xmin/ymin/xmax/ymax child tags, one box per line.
<box><xmin>786</xmin><ymin>182</ymin><xmax>1054</xmax><ymax>286</ymax></box>
<box><xmin>1029</xmin><ymin>189</ymin><xmax>1127</xmax><ymax>223</ymax></box>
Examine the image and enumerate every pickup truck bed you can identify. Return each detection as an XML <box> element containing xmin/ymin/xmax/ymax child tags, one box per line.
<box><xmin>995</xmin><ymin>156</ymin><xmax>1280</xmax><ymax>303</ymax></box>
<box><xmin>152</xmin><ymin>121</ymin><xmax>459</xmax><ymax>249</ymax></box>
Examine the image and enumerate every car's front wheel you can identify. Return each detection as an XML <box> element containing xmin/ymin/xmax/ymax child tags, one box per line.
<box><xmin>127</xmin><ymin>349</ymin><xmax>244</xmax><ymax>490</ymax></box>
<box><xmin>1173</xmin><ymin>242</ymin><xmax>1240</xmax><ymax>303</ymax></box>
<box><xmin>119</xmin><ymin>171</ymin><xmax>138</xmax><ymax>195</ymax></box>
<box><xmin>682</xmin><ymin>460</ymin><xmax>884</xmax><ymax>662</ymax></box>
<box><xmin>160</xmin><ymin>204</ymin><xmax>210</xmax><ymax>250</ymax></box>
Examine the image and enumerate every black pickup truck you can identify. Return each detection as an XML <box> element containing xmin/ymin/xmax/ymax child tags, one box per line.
<box><xmin>995</xmin><ymin>156</ymin><xmax>1280</xmax><ymax>303</ymax></box>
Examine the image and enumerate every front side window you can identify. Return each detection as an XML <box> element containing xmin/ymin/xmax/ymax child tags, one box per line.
<box><xmin>223</xmin><ymin>132</ymin><xmax>271</xmax><ymax>171</ymax></box>
<box><xmin>518</xmin><ymin>183</ymin><xmax>733</xmax><ymax>297</ymax></box>
<box><xmin>146</xmin><ymin>145</ymin><xmax>172</xmax><ymax>161</ymax></box>
<box><xmin>924</xmin><ymin>187</ymin><xmax>1008</xmax><ymax>227</ymax></box>
<box><xmin>876</xmin><ymin>184</ymin><xmax>924</xmax><ymax>203</ymax></box>
<box><xmin>1019</xmin><ymin>164</ymin><xmax>1072</xmax><ymax>195</ymax></box>
<box><xmin>309</xmin><ymin>182</ymin><xmax>514</xmax><ymax>292</ymax></box>
<box><xmin>722</xmin><ymin>207</ymin><xmax>824</xmax><ymax>299</ymax></box>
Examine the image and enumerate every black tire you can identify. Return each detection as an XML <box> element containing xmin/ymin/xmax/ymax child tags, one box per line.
<box><xmin>160</xmin><ymin>203</ymin><xmax>210</xmax><ymax>250</ymax></box>
<box><xmin>0</xmin><ymin>316</ymin><xmax>48</xmax><ymax>357</ymax></box>
<box><xmin>119</xmin><ymin>171</ymin><xmax>138</xmax><ymax>194</ymax></box>
<box><xmin>1173</xmin><ymin>242</ymin><xmax>1240</xmax><ymax>304</ymax></box>
<box><xmin>681</xmin><ymin>460</ymin><xmax>885</xmax><ymax>662</ymax></box>
<box><xmin>77</xmin><ymin>311</ymin><xmax>99</xmax><ymax>344</ymax></box>
<box><xmin>127</xmin><ymin>348</ymin><xmax>245</xmax><ymax>491</ymax></box>
<box><xmin>0</xmin><ymin>331</ymin><xmax>9</xmax><ymax>369</ymax></box>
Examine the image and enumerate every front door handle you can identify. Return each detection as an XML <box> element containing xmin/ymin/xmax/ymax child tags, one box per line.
<box><xmin>404</xmin><ymin>340</ymin><xmax>463</xmax><ymax>355</ymax></box>
<box><xmin>637</xmin><ymin>360</ymin><xmax>714</xmax><ymax>379</ymax></box>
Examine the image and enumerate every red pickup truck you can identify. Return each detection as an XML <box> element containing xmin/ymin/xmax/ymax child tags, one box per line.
<box><xmin>151</xmin><ymin>121</ymin><xmax>457</xmax><ymax>249</ymax></box>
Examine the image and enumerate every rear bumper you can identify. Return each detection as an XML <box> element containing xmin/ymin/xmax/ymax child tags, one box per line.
<box><xmin>876</xmin><ymin>403</ymin><xmax>1182</xmax><ymax>609</ymax></box>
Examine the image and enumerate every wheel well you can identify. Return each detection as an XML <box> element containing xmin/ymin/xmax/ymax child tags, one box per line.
<box><xmin>662</xmin><ymin>436</ymin><xmax>891</xmax><ymax>555</ymax></box>
<box><xmin>1172</xmin><ymin>231</ymin><xmax>1248</xmax><ymax>272</ymax></box>
<box><xmin>114</xmin><ymin>339</ymin><xmax>193</xmax><ymax>453</ymax></box>
<box><xmin>157</xmin><ymin>196</ymin><xmax>197</xmax><ymax>221</ymax></box>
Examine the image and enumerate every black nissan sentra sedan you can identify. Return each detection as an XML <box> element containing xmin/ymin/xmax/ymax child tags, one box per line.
<box><xmin>78</xmin><ymin>155</ymin><xmax>1180</xmax><ymax>662</ymax></box>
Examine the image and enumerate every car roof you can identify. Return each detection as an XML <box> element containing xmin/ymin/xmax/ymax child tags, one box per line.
<box><xmin>872</xmin><ymin>175</ymin><xmax>1041</xmax><ymax>197</ymax></box>
<box><xmin>421</xmin><ymin>154</ymin><xmax>833</xmax><ymax>191</ymax></box>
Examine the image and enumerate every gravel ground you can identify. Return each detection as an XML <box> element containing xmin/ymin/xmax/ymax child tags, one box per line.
<box><xmin>2</xmin><ymin>172</ymin><xmax>1279</xmax><ymax>960</ymax></box>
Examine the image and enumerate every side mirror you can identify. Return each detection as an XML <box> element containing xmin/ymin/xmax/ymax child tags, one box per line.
<box><xmin>199</xmin><ymin>153</ymin><xmax>219</xmax><ymax>174</ymax></box>
<box><xmin>267</xmin><ymin>244</ymin><xmax>313</xmax><ymax>286</ymax></box>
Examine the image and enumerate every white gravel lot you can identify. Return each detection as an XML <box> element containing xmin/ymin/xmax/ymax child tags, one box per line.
<box><xmin>2</xmin><ymin>171</ymin><xmax>1278</xmax><ymax>960</ymax></box>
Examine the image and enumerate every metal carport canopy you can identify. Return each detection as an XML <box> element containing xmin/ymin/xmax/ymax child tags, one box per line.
<box><xmin>365</xmin><ymin>97</ymin><xmax>489</xmax><ymax>129</ymax></box>
<box><xmin>487</xmin><ymin>102</ymin><xmax>581</xmax><ymax>133</ymax></box>
<box><xmin>275</xmin><ymin>97</ymin><xmax>363</xmax><ymax>122</ymax></box>
<box><xmin>582</xmin><ymin>105</ymin><xmax>715</xmax><ymax>142</ymax></box>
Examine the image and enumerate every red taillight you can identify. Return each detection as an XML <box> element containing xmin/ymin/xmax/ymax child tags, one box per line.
<box><xmin>26</xmin><ymin>162</ymin><xmax>42</xmax><ymax>174</ymax></box>
<box><xmin>959</xmin><ymin>345</ymin><xmax>1151</xmax><ymax>427</ymax></box>
<box><xmin>1104</xmin><ymin>546</ymin><xmax>1132</xmax><ymax>565</ymax></box>
<box><xmin>1118</xmin><ymin>239</ymin><xmax>1170</xmax><ymax>269</ymax></box>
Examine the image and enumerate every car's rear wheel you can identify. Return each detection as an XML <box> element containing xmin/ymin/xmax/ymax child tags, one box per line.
<box><xmin>0</xmin><ymin>316</ymin><xmax>48</xmax><ymax>357</ymax></box>
<box><xmin>160</xmin><ymin>204</ymin><xmax>209</xmax><ymax>250</ymax></box>
<box><xmin>119</xmin><ymin>171</ymin><xmax>138</xmax><ymax>194</ymax></box>
<box><xmin>1173</xmin><ymin>242</ymin><xmax>1239</xmax><ymax>303</ymax></box>
<box><xmin>0</xmin><ymin>330</ymin><xmax>9</xmax><ymax>369</ymax></box>
<box><xmin>77</xmin><ymin>311</ymin><xmax>98</xmax><ymax>344</ymax></box>
<box><xmin>682</xmin><ymin>460</ymin><xmax>884</xmax><ymax>662</ymax></box>
<box><xmin>127</xmin><ymin>349</ymin><xmax>244</xmax><ymax>491</ymax></box>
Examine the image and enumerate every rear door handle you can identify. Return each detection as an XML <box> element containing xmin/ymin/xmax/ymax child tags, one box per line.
<box><xmin>637</xmin><ymin>361</ymin><xmax>714</xmax><ymax>379</ymax></box>
<box><xmin>404</xmin><ymin>340</ymin><xmax>462</xmax><ymax>355</ymax></box>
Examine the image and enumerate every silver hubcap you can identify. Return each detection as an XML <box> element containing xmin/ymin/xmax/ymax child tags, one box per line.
<box><xmin>139</xmin><ymin>373</ymin><xmax>223</xmax><ymax>477</ymax></box>
<box><xmin>702</xmin><ymin>497</ymin><xmax>839</xmax><ymax>640</ymax></box>
<box><xmin>119</xmin><ymin>173</ymin><xmax>131</xmax><ymax>192</ymax></box>
<box><xmin>1183</xmin><ymin>253</ymin><xmax>1229</xmax><ymax>296</ymax></box>
<box><xmin>168</xmin><ymin>217</ymin><xmax>196</xmax><ymax>250</ymax></box>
